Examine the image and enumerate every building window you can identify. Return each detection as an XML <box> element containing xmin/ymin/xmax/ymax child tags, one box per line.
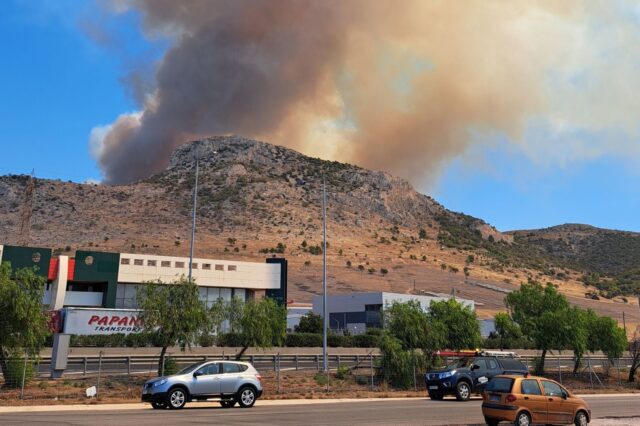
<box><xmin>134</xmin><ymin>259</ymin><xmax>144</xmax><ymax>266</ymax></box>
<box><xmin>228</xmin><ymin>265</ymin><xmax>237</xmax><ymax>271</ymax></box>
<box><xmin>175</xmin><ymin>261</ymin><xmax>185</xmax><ymax>268</ymax></box>
<box><xmin>161</xmin><ymin>261</ymin><xmax>171</xmax><ymax>267</ymax></box>
<box><xmin>147</xmin><ymin>260</ymin><xmax>157</xmax><ymax>267</ymax></box>
<box><xmin>215</xmin><ymin>264</ymin><xmax>224</xmax><ymax>271</ymax></box>
<box><xmin>192</xmin><ymin>263</ymin><xmax>198</xmax><ymax>269</ymax></box>
<box><xmin>203</xmin><ymin>263</ymin><xmax>212</xmax><ymax>270</ymax></box>
<box><xmin>121</xmin><ymin>258</ymin><xmax>130</xmax><ymax>265</ymax></box>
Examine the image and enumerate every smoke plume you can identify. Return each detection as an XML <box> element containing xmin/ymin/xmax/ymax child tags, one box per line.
<box><xmin>92</xmin><ymin>1</ymin><xmax>640</xmax><ymax>184</ymax></box>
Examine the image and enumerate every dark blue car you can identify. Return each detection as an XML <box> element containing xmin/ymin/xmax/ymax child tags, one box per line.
<box><xmin>425</xmin><ymin>353</ymin><xmax>528</xmax><ymax>401</ymax></box>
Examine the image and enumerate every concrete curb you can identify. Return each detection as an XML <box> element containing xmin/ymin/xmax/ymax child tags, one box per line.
<box><xmin>0</xmin><ymin>397</ymin><xmax>420</xmax><ymax>413</ymax></box>
<box><xmin>1</xmin><ymin>393</ymin><xmax>638</xmax><ymax>413</ymax></box>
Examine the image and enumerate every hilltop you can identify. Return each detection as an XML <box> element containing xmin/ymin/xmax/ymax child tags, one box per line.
<box><xmin>0</xmin><ymin>136</ymin><xmax>638</xmax><ymax>330</ymax></box>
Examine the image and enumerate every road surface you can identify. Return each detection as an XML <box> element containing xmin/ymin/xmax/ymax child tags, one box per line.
<box><xmin>1</xmin><ymin>395</ymin><xmax>639</xmax><ymax>425</ymax></box>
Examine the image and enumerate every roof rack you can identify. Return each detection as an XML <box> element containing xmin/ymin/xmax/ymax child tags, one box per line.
<box><xmin>478</xmin><ymin>350</ymin><xmax>519</xmax><ymax>358</ymax></box>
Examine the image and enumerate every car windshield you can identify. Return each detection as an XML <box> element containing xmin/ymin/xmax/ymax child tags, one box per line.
<box><xmin>446</xmin><ymin>358</ymin><xmax>472</xmax><ymax>369</ymax></box>
<box><xmin>176</xmin><ymin>362</ymin><xmax>202</xmax><ymax>375</ymax></box>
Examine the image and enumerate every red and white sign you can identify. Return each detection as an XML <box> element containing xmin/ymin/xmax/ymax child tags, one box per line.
<box><xmin>63</xmin><ymin>308</ymin><xmax>144</xmax><ymax>335</ymax></box>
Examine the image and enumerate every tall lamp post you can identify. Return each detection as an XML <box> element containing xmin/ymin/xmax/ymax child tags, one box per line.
<box><xmin>188</xmin><ymin>156</ymin><xmax>199</xmax><ymax>283</ymax></box>
<box><xmin>322</xmin><ymin>176</ymin><xmax>328</xmax><ymax>373</ymax></box>
<box><xmin>188</xmin><ymin>148</ymin><xmax>215</xmax><ymax>283</ymax></box>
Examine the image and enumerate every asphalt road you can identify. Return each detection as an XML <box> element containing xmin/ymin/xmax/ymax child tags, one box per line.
<box><xmin>1</xmin><ymin>396</ymin><xmax>639</xmax><ymax>426</ymax></box>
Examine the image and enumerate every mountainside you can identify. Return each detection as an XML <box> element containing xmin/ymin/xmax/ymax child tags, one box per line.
<box><xmin>0</xmin><ymin>136</ymin><xmax>638</xmax><ymax>329</ymax></box>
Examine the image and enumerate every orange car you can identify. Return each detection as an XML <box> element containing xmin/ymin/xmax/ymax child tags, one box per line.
<box><xmin>481</xmin><ymin>374</ymin><xmax>591</xmax><ymax>426</ymax></box>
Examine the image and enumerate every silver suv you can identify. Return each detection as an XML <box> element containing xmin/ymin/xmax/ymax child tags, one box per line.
<box><xmin>141</xmin><ymin>361</ymin><xmax>263</xmax><ymax>409</ymax></box>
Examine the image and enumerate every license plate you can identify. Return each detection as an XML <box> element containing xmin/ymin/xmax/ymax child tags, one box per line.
<box><xmin>490</xmin><ymin>394</ymin><xmax>501</xmax><ymax>402</ymax></box>
<box><xmin>428</xmin><ymin>385</ymin><xmax>439</xmax><ymax>390</ymax></box>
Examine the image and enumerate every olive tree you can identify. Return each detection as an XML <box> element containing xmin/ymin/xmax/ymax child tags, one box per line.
<box><xmin>0</xmin><ymin>263</ymin><xmax>50</xmax><ymax>385</ymax></box>
<box><xmin>137</xmin><ymin>277</ymin><xmax>207</xmax><ymax>375</ymax></box>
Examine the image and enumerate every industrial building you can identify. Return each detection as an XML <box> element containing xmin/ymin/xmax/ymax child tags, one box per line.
<box><xmin>0</xmin><ymin>244</ymin><xmax>287</xmax><ymax>310</ymax></box>
<box><xmin>312</xmin><ymin>291</ymin><xmax>475</xmax><ymax>334</ymax></box>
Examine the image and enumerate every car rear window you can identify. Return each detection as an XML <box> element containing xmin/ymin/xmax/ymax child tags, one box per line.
<box><xmin>499</xmin><ymin>358</ymin><xmax>528</xmax><ymax>372</ymax></box>
<box><xmin>486</xmin><ymin>377</ymin><xmax>514</xmax><ymax>393</ymax></box>
<box><xmin>223</xmin><ymin>363</ymin><xmax>248</xmax><ymax>373</ymax></box>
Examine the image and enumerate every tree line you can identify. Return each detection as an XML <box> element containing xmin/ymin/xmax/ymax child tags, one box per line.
<box><xmin>1</xmin><ymin>263</ymin><xmax>639</xmax><ymax>387</ymax></box>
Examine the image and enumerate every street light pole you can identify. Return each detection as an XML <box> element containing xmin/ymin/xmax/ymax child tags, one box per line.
<box><xmin>322</xmin><ymin>176</ymin><xmax>328</xmax><ymax>373</ymax></box>
<box><xmin>188</xmin><ymin>156</ymin><xmax>199</xmax><ymax>283</ymax></box>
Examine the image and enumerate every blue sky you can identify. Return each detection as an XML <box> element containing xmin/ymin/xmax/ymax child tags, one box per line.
<box><xmin>1</xmin><ymin>1</ymin><xmax>639</xmax><ymax>232</ymax></box>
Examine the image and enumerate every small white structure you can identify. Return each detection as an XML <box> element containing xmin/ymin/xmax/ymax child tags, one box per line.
<box><xmin>312</xmin><ymin>291</ymin><xmax>475</xmax><ymax>334</ymax></box>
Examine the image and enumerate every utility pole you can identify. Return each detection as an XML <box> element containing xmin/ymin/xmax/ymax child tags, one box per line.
<box><xmin>18</xmin><ymin>169</ymin><xmax>35</xmax><ymax>246</ymax></box>
<box><xmin>188</xmin><ymin>156</ymin><xmax>200</xmax><ymax>283</ymax></box>
<box><xmin>623</xmin><ymin>311</ymin><xmax>627</xmax><ymax>336</ymax></box>
<box><xmin>322</xmin><ymin>176</ymin><xmax>328</xmax><ymax>374</ymax></box>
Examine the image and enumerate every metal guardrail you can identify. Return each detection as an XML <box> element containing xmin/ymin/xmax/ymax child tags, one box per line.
<box><xmin>13</xmin><ymin>353</ymin><xmax>634</xmax><ymax>378</ymax></box>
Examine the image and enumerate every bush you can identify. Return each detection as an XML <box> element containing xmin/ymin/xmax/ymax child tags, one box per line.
<box><xmin>197</xmin><ymin>334</ymin><xmax>216</xmax><ymax>347</ymax></box>
<box><xmin>161</xmin><ymin>357</ymin><xmax>178</xmax><ymax>376</ymax></box>
<box><xmin>3</xmin><ymin>356</ymin><xmax>35</xmax><ymax>388</ymax></box>
<box><xmin>314</xmin><ymin>372</ymin><xmax>328</xmax><ymax>386</ymax></box>
<box><xmin>336</xmin><ymin>365</ymin><xmax>349</xmax><ymax>380</ymax></box>
<box><xmin>352</xmin><ymin>333</ymin><xmax>381</xmax><ymax>348</ymax></box>
<box><xmin>327</xmin><ymin>334</ymin><xmax>354</xmax><ymax>347</ymax></box>
<box><xmin>285</xmin><ymin>333</ymin><xmax>322</xmax><ymax>347</ymax></box>
<box><xmin>217</xmin><ymin>333</ymin><xmax>245</xmax><ymax>347</ymax></box>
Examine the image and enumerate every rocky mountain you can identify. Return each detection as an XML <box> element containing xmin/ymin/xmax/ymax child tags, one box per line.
<box><xmin>0</xmin><ymin>136</ymin><xmax>638</xmax><ymax>327</ymax></box>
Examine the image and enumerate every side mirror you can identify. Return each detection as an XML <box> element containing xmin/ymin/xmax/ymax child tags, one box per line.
<box><xmin>561</xmin><ymin>391</ymin><xmax>568</xmax><ymax>400</ymax></box>
<box><xmin>471</xmin><ymin>364</ymin><xmax>480</xmax><ymax>371</ymax></box>
<box><xmin>193</xmin><ymin>371</ymin><xmax>202</xmax><ymax>377</ymax></box>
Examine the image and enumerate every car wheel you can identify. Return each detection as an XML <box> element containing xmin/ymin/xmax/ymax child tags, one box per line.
<box><xmin>455</xmin><ymin>381</ymin><xmax>471</xmax><ymax>401</ymax></box>
<box><xmin>237</xmin><ymin>386</ymin><xmax>257</xmax><ymax>408</ymax></box>
<box><xmin>428</xmin><ymin>392</ymin><xmax>444</xmax><ymax>400</ymax></box>
<box><xmin>514</xmin><ymin>411</ymin><xmax>531</xmax><ymax>426</ymax></box>
<box><xmin>151</xmin><ymin>401</ymin><xmax>166</xmax><ymax>409</ymax></box>
<box><xmin>166</xmin><ymin>388</ymin><xmax>187</xmax><ymax>410</ymax></box>
<box><xmin>220</xmin><ymin>400</ymin><xmax>236</xmax><ymax>408</ymax></box>
<box><xmin>574</xmin><ymin>411</ymin><xmax>589</xmax><ymax>426</ymax></box>
<box><xmin>484</xmin><ymin>417</ymin><xmax>499</xmax><ymax>426</ymax></box>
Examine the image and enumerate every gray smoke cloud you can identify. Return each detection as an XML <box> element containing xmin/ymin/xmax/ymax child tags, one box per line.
<box><xmin>91</xmin><ymin>0</ymin><xmax>640</xmax><ymax>184</ymax></box>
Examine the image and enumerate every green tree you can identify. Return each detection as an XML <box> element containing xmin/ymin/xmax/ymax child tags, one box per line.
<box><xmin>589</xmin><ymin>314</ymin><xmax>627</xmax><ymax>362</ymax></box>
<box><xmin>380</xmin><ymin>301</ymin><xmax>442</xmax><ymax>389</ymax></box>
<box><xmin>137</xmin><ymin>277</ymin><xmax>207</xmax><ymax>375</ymax></box>
<box><xmin>629</xmin><ymin>329</ymin><xmax>640</xmax><ymax>382</ymax></box>
<box><xmin>384</xmin><ymin>300</ymin><xmax>441</xmax><ymax>352</ymax></box>
<box><xmin>379</xmin><ymin>334</ymin><xmax>425</xmax><ymax>389</ymax></box>
<box><xmin>236</xmin><ymin>298</ymin><xmax>286</xmax><ymax>359</ymax></box>
<box><xmin>494</xmin><ymin>312</ymin><xmax>522</xmax><ymax>350</ymax></box>
<box><xmin>295</xmin><ymin>312</ymin><xmax>323</xmax><ymax>334</ymax></box>
<box><xmin>419</xmin><ymin>229</ymin><xmax>427</xmax><ymax>239</ymax></box>
<box><xmin>0</xmin><ymin>263</ymin><xmax>50</xmax><ymax>384</ymax></box>
<box><xmin>505</xmin><ymin>281</ymin><xmax>569</xmax><ymax>373</ymax></box>
<box><xmin>428</xmin><ymin>299</ymin><xmax>481</xmax><ymax>351</ymax></box>
<box><xmin>226</xmin><ymin>297</ymin><xmax>244</xmax><ymax>332</ymax></box>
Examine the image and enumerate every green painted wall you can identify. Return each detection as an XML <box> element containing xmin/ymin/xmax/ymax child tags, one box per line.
<box><xmin>73</xmin><ymin>250</ymin><xmax>120</xmax><ymax>308</ymax></box>
<box><xmin>1</xmin><ymin>245</ymin><xmax>51</xmax><ymax>277</ymax></box>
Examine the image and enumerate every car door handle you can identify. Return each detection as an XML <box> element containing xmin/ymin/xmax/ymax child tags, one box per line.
<box><xmin>524</xmin><ymin>397</ymin><xmax>529</xmax><ymax>400</ymax></box>
<box><xmin>548</xmin><ymin>398</ymin><xmax>553</xmax><ymax>401</ymax></box>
